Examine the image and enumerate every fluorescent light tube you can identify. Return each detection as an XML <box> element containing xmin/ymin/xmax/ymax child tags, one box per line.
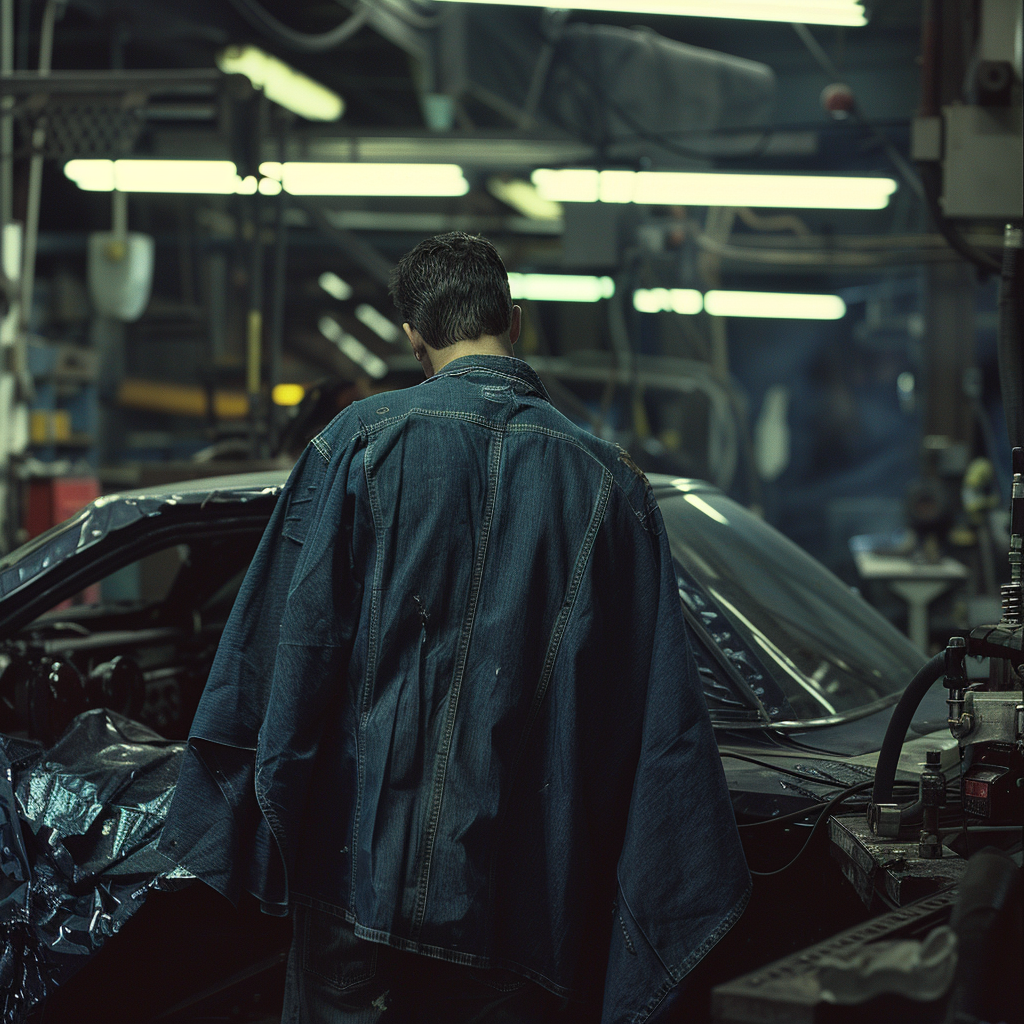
<box><xmin>319</xmin><ymin>316</ymin><xmax>389</xmax><ymax>378</ymax></box>
<box><xmin>355</xmin><ymin>304</ymin><xmax>402</xmax><ymax>343</ymax></box>
<box><xmin>633</xmin><ymin>288</ymin><xmax>703</xmax><ymax>314</ymax></box>
<box><xmin>65</xmin><ymin>159</ymin><xmax>469</xmax><ymax>198</ymax></box>
<box><xmin>65</xmin><ymin>159</ymin><xmax>252</xmax><ymax>194</ymax></box>
<box><xmin>217</xmin><ymin>45</ymin><xmax>344</xmax><ymax>122</ymax></box>
<box><xmin>260</xmin><ymin>161</ymin><xmax>469</xmax><ymax>197</ymax></box>
<box><xmin>507</xmin><ymin>273</ymin><xmax>615</xmax><ymax>302</ymax></box>
<box><xmin>436</xmin><ymin>0</ymin><xmax>867</xmax><ymax>27</ymax></box>
<box><xmin>703</xmin><ymin>290</ymin><xmax>846</xmax><ymax>319</ymax></box>
<box><xmin>319</xmin><ymin>272</ymin><xmax>353</xmax><ymax>301</ymax></box>
<box><xmin>532</xmin><ymin>169</ymin><xmax>897</xmax><ymax>210</ymax></box>
<box><xmin>486</xmin><ymin>177</ymin><xmax>563</xmax><ymax>220</ymax></box>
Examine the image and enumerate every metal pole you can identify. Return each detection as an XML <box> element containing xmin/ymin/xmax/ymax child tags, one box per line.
<box><xmin>1</xmin><ymin>0</ymin><xmax>14</xmax><ymax>228</ymax></box>
<box><xmin>18</xmin><ymin>0</ymin><xmax>59</xmax><ymax>397</ymax></box>
<box><xmin>246</xmin><ymin>95</ymin><xmax>267</xmax><ymax>455</ymax></box>
<box><xmin>267</xmin><ymin>112</ymin><xmax>291</xmax><ymax>452</ymax></box>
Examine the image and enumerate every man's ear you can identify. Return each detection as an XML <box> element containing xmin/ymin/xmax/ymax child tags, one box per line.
<box><xmin>404</xmin><ymin>322</ymin><xmax>425</xmax><ymax>361</ymax></box>
<box><xmin>509</xmin><ymin>305</ymin><xmax>522</xmax><ymax>346</ymax></box>
<box><xmin>404</xmin><ymin>322</ymin><xmax>434</xmax><ymax>377</ymax></box>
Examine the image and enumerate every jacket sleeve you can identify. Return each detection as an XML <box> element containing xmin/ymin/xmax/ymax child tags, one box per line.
<box><xmin>251</xmin><ymin>425</ymin><xmax>365</xmax><ymax>912</ymax></box>
<box><xmin>158</xmin><ymin>420</ymin><xmax>363</xmax><ymax>911</ymax></box>
<box><xmin>601</xmin><ymin>501</ymin><xmax>751</xmax><ymax>1024</ymax></box>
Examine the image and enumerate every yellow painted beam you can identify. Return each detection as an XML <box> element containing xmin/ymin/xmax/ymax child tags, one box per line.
<box><xmin>118</xmin><ymin>378</ymin><xmax>250</xmax><ymax>419</ymax></box>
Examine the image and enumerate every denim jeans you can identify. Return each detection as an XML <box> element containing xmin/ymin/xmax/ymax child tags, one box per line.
<box><xmin>281</xmin><ymin>905</ymin><xmax>578</xmax><ymax>1024</ymax></box>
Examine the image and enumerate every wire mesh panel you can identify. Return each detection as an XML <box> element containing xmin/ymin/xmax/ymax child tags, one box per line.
<box><xmin>14</xmin><ymin>94</ymin><xmax>148</xmax><ymax>160</ymax></box>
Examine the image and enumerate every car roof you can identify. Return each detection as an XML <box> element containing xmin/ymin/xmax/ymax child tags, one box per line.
<box><xmin>0</xmin><ymin>468</ymin><xmax>714</xmax><ymax>617</ymax></box>
<box><xmin>106</xmin><ymin>469</ymin><xmax>293</xmax><ymax>502</ymax></box>
<box><xmin>0</xmin><ymin>469</ymin><xmax>293</xmax><ymax>604</ymax></box>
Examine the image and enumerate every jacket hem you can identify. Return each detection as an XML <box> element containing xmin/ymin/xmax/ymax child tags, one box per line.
<box><xmin>629</xmin><ymin>880</ymin><xmax>753</xmax><ymax>1024</ymax></box>
<box><xmin>287</xmin><ymin>893</ymin><xmax>574</xmax><ymax>1000</ymax></box>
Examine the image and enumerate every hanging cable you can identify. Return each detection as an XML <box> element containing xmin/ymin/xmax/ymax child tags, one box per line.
<box><xmin>910</xmin><ymin>2</ymin><xmax>1002</xmax><ymax>273</ymax></box>
<box><xmin>748</xmin><ymin>780</ymin><xmax>872</xmax><ymax>876</ymax></box>
<box><xmin>225</xmin><ymin>0</ymin><xmax>369</xmax><ymax>53</ymax></box>
<box><xmin>791</xmin><ymin>22</ymin><xmax>926</xmax><ymax>205</ymax></box>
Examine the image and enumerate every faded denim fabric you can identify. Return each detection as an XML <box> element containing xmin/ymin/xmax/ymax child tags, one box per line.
<box><xmin>158</xmin><ymin>355</ymin><xmax>751</xmax><ymax>1023</ymax></box>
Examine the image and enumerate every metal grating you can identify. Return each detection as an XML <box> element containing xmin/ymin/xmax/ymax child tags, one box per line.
<box><xmin>14</xmin><ymin>95</ymin><xmax>147</xmax><ymax>160</ymax></box>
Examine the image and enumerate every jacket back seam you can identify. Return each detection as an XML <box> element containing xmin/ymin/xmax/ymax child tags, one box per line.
<box><xmin>487</xmin><ymin>467</ymin><xmax>614</xmax><ymax>913</ymax></box>
<box><xmin>350</xmin><ymin>434</ymin><xmax>386</xmax><ymax>910</ymax></box>
<box><xmin>410</xmin><ymin>426</ymin><xmax>506</xmax><ymax>939</ymax></box>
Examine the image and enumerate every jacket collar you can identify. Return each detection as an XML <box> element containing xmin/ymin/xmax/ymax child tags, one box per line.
<box><xmin>428</xmin><ymin>354</ymin><xmax>551</xmax><ymax>403</ymax></box>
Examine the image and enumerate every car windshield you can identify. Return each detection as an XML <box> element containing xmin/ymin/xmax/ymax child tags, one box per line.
<box><xmin>656</xmin><ymin>481</ymin><xmax>925</xmax><ymax>722</ymax></box>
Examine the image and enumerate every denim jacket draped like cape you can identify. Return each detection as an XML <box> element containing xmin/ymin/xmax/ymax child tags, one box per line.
<box><xmin>159</xmin><ymin>355</ymin><xmax>750</xmax><ymax>1023</ymax></box>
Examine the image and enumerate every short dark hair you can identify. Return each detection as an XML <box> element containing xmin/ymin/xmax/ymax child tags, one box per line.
<box><xmin>388</xmin><ymin>232</ymin><xmax>513</xmax><ymax>350</ymax></box>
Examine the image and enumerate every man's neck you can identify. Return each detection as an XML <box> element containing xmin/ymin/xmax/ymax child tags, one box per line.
<box><xmin>426</xmin><ymin>336</ymin><xmax>515</xmax><ymax>375</ymax></box>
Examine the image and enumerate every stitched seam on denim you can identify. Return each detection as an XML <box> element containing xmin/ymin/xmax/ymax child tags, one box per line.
<box><xmin>488</xmin><ymin>468</ymin><xmax>613</xmax><ymax>910</ymax></box>
<box><xmin>630</xmin><ymin>977</ymin><xmax>678</xmax><ymax>1024</ymax></box>
<box><xmin>617</xmin><ymin>913</ymin><xmax>637</xmax><ymax>955</ymax></box>
<box><xmin>506</xmin><ymin>423</ymin><xmax>651</xmax><ymax>527</ymax></box>
<box><xmin>288</xmin><ymin>900</ymin><xmax>572</xmax><ymax>999</ymax></box>
<box><xmin>351</xmin><ymin>436</ymin><xmax>385</xmax><ymax>910</ymax></box>
<box><xmin>301</xmin><ymin>909</ymin><xmax>378</xmax><ymax>991</ymax></box>
<box><xmin>410</xmin><ymin>427</ymin><xmax>505</xmax><ymax>940</ymax></box>
<box><xmin>349</xmin><ymin>924</ymin><xmax>573</xmax><ymax>998</ymax></box>
<box><xmin>362</xmin><ymin>408</ymin><xmax>507</xmax><ymax>435</ymax></box>
<box><xmin>626</xmin><ymin>889</ymin><xmax>752</xmax><ymax>1024</ymax></box>
<box><xmin>252</xmin><ymin>774</ymin><xmax>289</xmax><ymax>906</ymax></box>
<box><xmin>277</xmin><ymin>640</ymin><xmax>346</xmax><ymax>649</ymax></box>
<box><xmin>430</xmin><ymin>365</ymin><xmax>547</xmax><ymax>395</ymax></box>
<box><xmin>670</xmin><ymin>881</ymin><xmax>751</xmax><ymax>982</ymax></box>
<box><xmin>311</xmin><ymin>433</ymin><xmax>331</xmax><ymax>462</ymax></box>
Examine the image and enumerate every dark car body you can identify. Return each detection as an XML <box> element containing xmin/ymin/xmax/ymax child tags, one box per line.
<box><xmin>0</xmin><ymin>470</ymin><xmax>953</xmax><ymax>1021</ymax></box>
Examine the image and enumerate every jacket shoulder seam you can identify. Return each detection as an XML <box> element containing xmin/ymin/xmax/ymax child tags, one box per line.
<box><xmin>364</xmin><ymin>408</ymin><xmax>505</xmax><ymax>434</ymax></box>
<box><xmin>506</xmin><ymin>423</ymin><xmax>655</xmax><ymax>529</ymax></box>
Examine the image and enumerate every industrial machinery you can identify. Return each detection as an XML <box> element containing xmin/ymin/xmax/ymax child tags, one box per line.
<box><xmin>713</xmin><ymin>453</ymin><xmax>1023</xmax><ymax>1023</ymax></box>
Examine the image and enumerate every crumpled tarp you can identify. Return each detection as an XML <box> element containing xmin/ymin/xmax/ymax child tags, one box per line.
<box><xmin>0</xmin><ymin>474</ymin><xmax>286</xmax><ymax>604</ymax></box>
<box><xmin>0</xmin><ymin>709</ymin><xmax>193</xmax><ymax>1023</ymax></box>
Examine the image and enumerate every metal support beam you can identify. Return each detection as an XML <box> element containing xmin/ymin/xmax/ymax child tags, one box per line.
<box><xmin>923</xmin><ymin>260</ymin><xmax>976</xmax><ymax>446</ymax></box>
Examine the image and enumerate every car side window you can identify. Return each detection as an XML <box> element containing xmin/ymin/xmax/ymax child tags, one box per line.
<box><xmin>39</xmin><ymin>545</ymin><xmax>191</xmax><ymax>617</ymax></box>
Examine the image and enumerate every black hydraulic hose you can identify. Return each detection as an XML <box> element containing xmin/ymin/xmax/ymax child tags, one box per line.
<box><xmin>997</xmin><ymin>227</ymin><xmax>1024</xmax><ymax>449</ymax></box>
<box><xmin>871</xmin><ymin>651</ymin><xmax>946</xmax><ymax>808</ymax></box>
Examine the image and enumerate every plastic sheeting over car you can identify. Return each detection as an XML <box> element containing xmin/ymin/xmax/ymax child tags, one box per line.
<box><xmin>0</xmin><ymin>472</ymin><xmax>287</xmax><ymax>609</ymax></box>
<box><xmin>0</xmin><ymin>709</ymin><xmax>192</xmax><ymax>1023</ymax></box>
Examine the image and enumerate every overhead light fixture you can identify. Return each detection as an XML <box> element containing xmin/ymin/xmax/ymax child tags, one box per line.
<box><xmin>64</xmin><ymin>159</ymin><xmax>268</xmax><ymax>194</ymax></box>
<box><xmin>272</xmin><ymin>383</ymin><xmax>306</xmax><ymax>406</ymax></box>
<box><xmin>634</xmin><ymin>287</ymin><xmax>844</xmax><ymax>318</ymax></box>
<box><xmin>217</xmin><ymin>45</ymin><xmax>344</xmax><ymax>122</ymax></box>
<box><xmin>260</xmin><ymin>161</ymin><xmax>469</xmax><ymax>197</ymax></box>
<box><xmin>319</xmin><ymin>271</ymin><xmax>353</xmax><ymax>301</ymax></box>
<box><xmin>532</xmin><ymin>169</ymin><xmax>897</xmax><ymax>210</ymax></box>
<box><xmin>319</xmin><ymin>316</ymin><xmax>389</xmax><ymax>378</ymax></box>
<box><xmin>64</xmin><ymin>159</ymin><xmax>469</xmax><ymax>198</ymax></box>
<box><xmin>487</xmin><ymin>177</ymin><xmax>563</xmax><ymax>221</ymax></box>
<box><xmin>355</xmin><ymin>304</ymin><xmax>402</xmax><ymax>343</ymax></box>
<box><xmin>434</xmin><ymin>0</ymin><xmax>867</xmax><ymax>26</ymax></box>
<box><xmin>633</xmin><ymin>288</ymin><xmax>703</xmax><ymax>314</ymax></box>
<box><xmin>703</xmin><ymin>290</ymin><xmax>846</xmax><ymax>319</ymax></box>
<box><xmin>507</xmin><ymin>273</ymin><xmax>615</xmax><ymax>302</ymax></box>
